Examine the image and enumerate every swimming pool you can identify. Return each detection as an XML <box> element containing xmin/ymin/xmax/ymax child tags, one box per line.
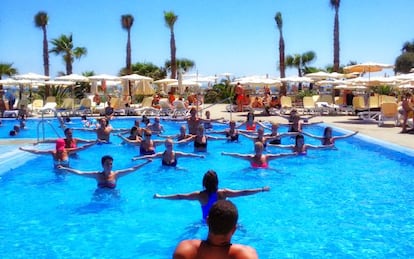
<box><xmin>1</xmin><ymin>117</ymin><xmax>413</xmax><ymax>258</ymax></box>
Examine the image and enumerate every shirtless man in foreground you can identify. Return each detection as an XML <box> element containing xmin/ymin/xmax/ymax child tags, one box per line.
<box><xmin>173</xmin><ymin>200</ymin><xmax>259</xmax><ymax>259</ymax></box>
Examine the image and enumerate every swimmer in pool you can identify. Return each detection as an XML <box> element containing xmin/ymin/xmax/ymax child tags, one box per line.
<box><xmin>72</xmin><ymin>117</ymin><xmax>123</xmax><ymax>143</ymax></box>
<box><xmin>57</xmin><ymin>155</ymin><xmax>152</xmax><ymax>189</ymax></box>
<box><xmin>209</xmin><ymin>120</ymin><xmax>240</xmax><ymax>142</ymax></box>
<box><xmin>132</xmin><ymin>138</ymin><xmax>204</xmax><ymax>167</ymax></box>
<box><xmin>236</xmin><ymin>111</ymin><xmax>266</xmax><ymax>132</ymax></box>
<box><xmin>19</xmin><ymin>138</ymin><xmax>96</xmax><ymax>168</ymax></box>
<box><xmin>172</xmin><ymin>200</ymin><xmax>259</xmax><ymax>259</ymax></box>
<box><xmin>268</xmin><ymin>134</ymin><xmax>334</xmax><ymax>155</ymax></box>
<box><xmin>221</xmin><ymin>141</ymin><xmax>296</xmax><ymax>168</ymax></box>
<box><xmin>179</xmin><ymin>124</ymin><xmax>227</xmax><ymax>152</ymax></box>
<box><xmin>153</xmin><ymin>170</ymin><xmax>269</xmax><ymax>220</ymax></box>
<box><xmin>157</xmin><ymin>125</ymin><xmax>194</xmax><ymax>143</ymax></box>
<box><xmin>302</xmin><ymin>126</ymin><xmax>358</xmax><ymax>146</ymax></box>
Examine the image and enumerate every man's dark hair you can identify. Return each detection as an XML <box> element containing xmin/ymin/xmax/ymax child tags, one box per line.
<box><xmin>208</xmin><ymin>200</ymin><xmax>238</xmax><ymax>235</ymax></box>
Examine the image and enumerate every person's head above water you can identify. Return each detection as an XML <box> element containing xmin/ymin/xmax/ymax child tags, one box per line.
<box><xmin>207</xmin><ymin>200</ymin><xmax>238</xmax><ymax>235</ymax></box>
<box><xmin>203</xmin><ymin>170</ymin><xmax>218</xmax><ymax>194</ymax></box>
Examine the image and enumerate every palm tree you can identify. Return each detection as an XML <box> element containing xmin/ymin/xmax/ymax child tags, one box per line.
<box><xmin>121</xmin><ymin>14</ymin><xmax>134</xmax><ymax>75</ymax></box>
<box><xmin>330</xmin><ymin>0</ymin><xmax>341</xmax><ymax>72</ymax></box>
<box><xmin>49</xmin><ymin>34</ymin><xmax>87</xmax><ymax>75</ymax></box>
<box><xmin>275</xmin><ymin>12</ymin><xmax>285</xmax><ymax>78</ymax></box>
<box><xmin>402</xmin><ymin>40</ymin><xmax>414</xmax><ymax>53</ymax></box>
<box><xmin>395</xmin><ymin>40</ymin><xmax>414</xmax><ymax>73</ymax></box>
<box><xmin>34</xmin><ymin>11</ymin><xmax>50</xmax><ymax>97</ymax></box>
<box><xmin>164</xmin><ymin>11</ymin><xmax>178</xmax><ymax>79</ymax></box>
<box><xmin>285</xmin><ymin>51</ymin><xmax>316</xmax><ymax>77</ymax></box>
<box><xmin>165</xmin><ymin>58</ymin><xmax>195</xmax><ymax>74</ymax></box>
<box><xmin>128</xmin><ymin>62</ymin><xmax>167</xmax><ymax>81</ymax></box>
<box><xmin>0</xmin><ymin>63</ymin><xmax>18</xmax><ymax>98</ymax></box>
<box><xmin>275</xmin><ymin>12</ymin><xmax>286</xmax><ymax>95</ymax></box>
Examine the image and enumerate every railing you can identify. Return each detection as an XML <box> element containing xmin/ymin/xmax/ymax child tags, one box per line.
<box><xmin>200</xmin><ymin>96</ymin><xmax>234</xmax><ymax>120</ymax></box>
<box><xmin>37</xmin><ymin>112</ymin><xmax>62</xmax><ymax>142</ymax></box>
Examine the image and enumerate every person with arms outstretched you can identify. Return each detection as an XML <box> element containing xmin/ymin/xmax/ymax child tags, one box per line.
<box><xmin>154</xmin><ymin>170</ymin><xmax>269</xmax><ymax>220</ymax></box>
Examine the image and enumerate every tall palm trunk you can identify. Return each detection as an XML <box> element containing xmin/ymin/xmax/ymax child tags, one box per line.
<box><xmin>126</xmin><ymin>28</ymin><xmax>132</xmax><ymax>74</ymax></box>
<box><xmin>121</xmin><ymin>14</ymin><xmax>134</xmax><ymax>75</ymax></box>
<box><xmin>42</xmin><ymin>26</ymin><xmax>50</xmax><ymax>96</ymax></box>
<box><xmin>170</xmin><ymin>29</ymin><xmax>177</xmax><ymax>79</ymax></box>
<box><xmin>333</xmin><ymin>6</ymin><xmax>340</xmax><ymax>72</ymax></box>
<box><xmin>65</xmin><ymin>56</ymin><xmax>72</xmax><ymax>75</ymax></box>
<box><xmin>42</xmin><ymin>27</ymin><xmax>49</xmax><ymax>76</ymax></box>
<box><xmin>275</xmin><ymin>12</ymin><xmax>286</xmax><ymax>96</ymax></box>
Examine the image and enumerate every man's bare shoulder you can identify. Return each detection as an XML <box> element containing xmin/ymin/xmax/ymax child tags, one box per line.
<box><xmin>173</xmin><ymin>239</ymin><xmax>201</xmax><ymax>259</ymax></box>
<box><xmin>229</xmin><ymin>244</ymin><xmax>259</xmax><ymax>259</ymax></box>
<box><xmin>173</xmin><ymin>240</ymin><xmax>258</xmax><ymax>259</ymax></box>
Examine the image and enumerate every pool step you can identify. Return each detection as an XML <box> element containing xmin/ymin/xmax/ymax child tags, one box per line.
<box><xmin>0</xmin><ymin>149</ymin><xmax>36</xmax><ymax>175</ymax></box>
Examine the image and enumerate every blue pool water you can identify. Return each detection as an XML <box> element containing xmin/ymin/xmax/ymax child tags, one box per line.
<box><xmin>0</xmin><ymin>117</ymin><xmax>413</xmax><ymax>258</ymax></box>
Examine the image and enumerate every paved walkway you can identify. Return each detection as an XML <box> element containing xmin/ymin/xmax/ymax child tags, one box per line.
<box><xmin>204</xmin><ymin>104</ymin><xmax>414</xmax><ymax>151</ymax></box>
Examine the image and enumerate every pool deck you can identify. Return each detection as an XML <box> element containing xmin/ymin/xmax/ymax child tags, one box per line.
<box><xmin>205</xmin><ymin>104</ymin><xmax>414</xmax><ymax>151</ymax></box>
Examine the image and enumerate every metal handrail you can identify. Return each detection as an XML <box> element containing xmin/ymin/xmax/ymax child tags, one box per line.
<box><xmin>36</xmin><ymin>112</ymin><xmax>62</xmax><ymax>142</ymax></box>
<box><xmin>200</xmin><ymin>96</ymin><xmax>234</xmax><ymax>120</ymax></box>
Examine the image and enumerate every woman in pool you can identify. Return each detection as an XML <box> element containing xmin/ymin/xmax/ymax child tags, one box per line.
<box><xmin>263</xmin><ymin>122</ymin><xmax>299</xmax><ymax>145</ymax></box>
<box><xmin>20</xmin><ymin>138</ymin><xmax>96</xmax><ymax>168</ymax></box>
<box><xmin>302</xmin><ymin>127</ymin><xmax>358</xmax><ymax>146</ymax></box>
<box><xmin>268</xmin><ymin>134</ymin><xmax>333</xmax><ymax>155</ymax></box>
<box><xmin>203</xmin><ymin>110</ymin><xmax>225</xmax><ymax>130</ymax></box>
<box><xmin>209</xmin><ymin>120</ymin><xmax>239</xmax><ymax>142</ymax></box>
<box><xmin>239</xmin><ymin>126</ymin><xmax>295</xmax><ymax>148</ymax></box>
<box><xmin>180</xmin><ymin>124</ymin><xmax>227</xmax><ymax>152</ymax></box>
<box><xmin>117</xmin><ymin>126</ymin><xmax>142</xmax><ymax>143</ymax></box>
<box><xmin>73</xmin><ymin>117</ymin><xmax>124</xmax><ymax>143</ymax></box>
<box><xmin>57</xmin><ymin>155</ymin><xmax>152</xmax><ymax>190</ymax></box>
<box><xmin>276</xmin><ymin>110</ymin><xmax>322</xmax><ymax>133</ymax></box>
<box><xmin>147</xmin><ymin>116</ymin><xmax>164</xmax><ymax>134</ymax></box>
<box><xmin>132</xmin><ymin>138</ymin><xmax>204</xmax><ymax>167</ymax></box>
<box><xmin>236</xmin><ymin>110</ymin><xmax>266</xmax><ymax>132</ymax></box>
<box><xmin>221</xmin><ymin>141</ymin><xmax>295</xmax><ymax>168</ymax></box>
<box><xmin>153</xmin><ymin>170</ymin><xmax>269</xmax><ymax>220</ymax></box>
<box><xmin>39</xmin><ymin>128</ymin><xmax>95</xmax><ymax>148</ymax></box>
<box><xmin>122</xmin><ymin>129</ymin><xmax>165</xmax><ymax>155</ymax></box>
<box><xmin>158</xmin><ymin>124</ymin><xmax>194</xmax><ymax>143</ymax></box>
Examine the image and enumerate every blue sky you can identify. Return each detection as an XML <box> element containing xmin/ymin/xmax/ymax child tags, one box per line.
<box><xmin>1</xmin><ymin>0</ymin><xmax>412</xmax><ymax>79</ymax></box>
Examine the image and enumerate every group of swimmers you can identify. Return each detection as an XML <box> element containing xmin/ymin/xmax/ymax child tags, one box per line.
<box><xmin>6</xmin><ymin>114</ymin><xmax>27</xmax><ymax>136</ymax></box>
<box><xmin>18</xmin><ymin>107</ymin><xmax>359</xmax><ymax>208</ymax></box>
<box><xmin>16</xmin><ymin>108</ymin><xmax>361</xmax><ymax>258</ymax></box>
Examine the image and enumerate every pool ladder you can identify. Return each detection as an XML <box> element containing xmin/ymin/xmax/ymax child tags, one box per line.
<box><xmin>201</xmin><ymin>96</ymin><xmax>234</xmax><ymax>120</ymax></box>
<box><xmin>37</xmin><ymin>113</ymin><xmax>62</xmax><ymax>142</ymax></box>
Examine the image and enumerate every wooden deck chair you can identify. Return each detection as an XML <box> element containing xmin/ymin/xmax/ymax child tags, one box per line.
<box><xmin>88</xmin><ymin>95</ymin><xmax>104</xmax><ymax>114</ymax></box>
<box><xmin>74</xmin><ymin>97</ymin><xmax>92</xmax><ymax>115</ymax></box>
<box><xmin>158</xmin><ymin>99</ymin><xmax>173</xmax><ymax>116</ymax></box>
<box><xmin>302</xmin><ymin>96</ymin><xmax>316</xmax><ymax>114</ymax></box>
<box><xmin>172</xmin><ymin>100</ymin><xmax>189</xmax><ymax>117</ymax></box>
<box><xmin>28</xmin><ymin>99</ymin><xmax>44</xmax><ymax>113</ymax></box>
<box><xmin>312</xmin><ymin>95</ymin><xmax>320</xmax><ymax>103</ymax></box>
<box><xmin>352</xmin><ymin>96</ymin><xmax>366</xmax><ymax>111</ymax></box>
<box><xmin>368</xmin><ymin>95</ymin><xmax>380</xmax><ymax>109</ymax></box>
<box><xmin>335</xmin><ymin>96</ymin><xmax>353</xmax><ymax>115</ymax></box>
<box><xmin>280</xmin><ymin>96</ymin><xmax>293</xmax><ymax>114</ymax></box>
<box><xmin>110</xmin><ymin>97</ymin><xmax>126</xmax><ymax>115</ymax></box>
<box><xmin>39</xmin><ymin>100</ymin><xmax>57</xmax><ymax>114</ymax></box>
<box><xmin>130</xmin><ymin>96</ymin><xmax>160</xmax><ymax>116</ymax></box>
<box><xmin>57</xmin><ymin>98</ymin><xmax>75</xmax><ymax>116</ymax></box>
<box><xmin>378</xmin><ymin>102</ymin><xmax>399</xmax><ymax>126</ymax></box>
<box><xmin>379</xmin><ymin>95</ymin><xmax>397</xmax><ymax>105</ymax></box>
<box><xmin>46</xmin><ymin>96</ymin><xmax>56</xmax><ymax>103</ymax></box>
<box><xmin>319</xmin><ymin>95</ymin><xmax>333</xmax><ymax>104</ymax></box>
